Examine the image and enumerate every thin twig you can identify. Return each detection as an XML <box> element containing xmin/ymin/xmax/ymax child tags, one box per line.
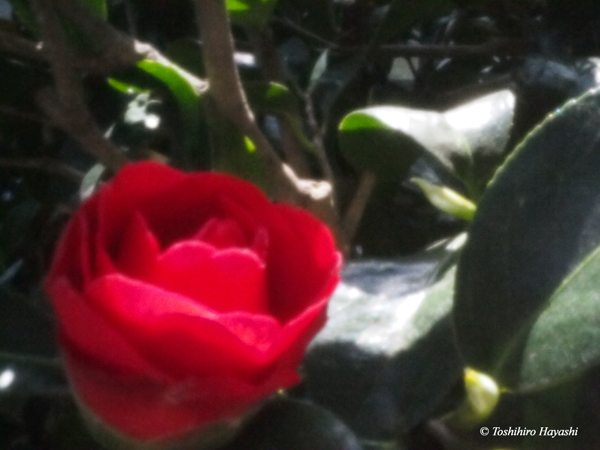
<box><xmin>272</xmin><ymin>17</ymin><xmax>340</xmax><ymax>49</ymax></box>
<box><xmin>0</xmin><ymin>28</ymin><xmax>43</xmax><ymax>61</ymax></box>
<box><xmin>52</xmin><ymin>0</ymin><xmax>139</xmax><ymax>68</ymax></box>
<box><xmin>247</xmin><ymin>27</ymin><xmax>312</xmax><ymax>177</ymax></box>
<box><xmin>32</xmin><ymin>0</ymin><xmax>128</xmax><ymax>172</ymax></box>
<box><xmin>362</xmin><ymin>38</ymin><xmax>531</xmax><ymax>58</ymax></box>
<box><xmin>342</xmin><ymin>171</ymin><xmax>377</xmax><ymax>244</ymax></box>
<box><xmin>0</xmin><ymin>157</ymin><xmax>84</xmax><ymax>182</ymax></box>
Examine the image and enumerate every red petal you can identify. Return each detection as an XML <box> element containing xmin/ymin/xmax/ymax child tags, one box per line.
<box><xmin>85</xmin><ymin>275</ymin><xmax>278</xmax><ymax>379</ymax></box>
<box><xmin>218</xmin><ymin>312</ymin><xmax>280</xmax><ymax>354</ymax></box>
<box><xmin>47</xmin><ymin>277</ymin><xmax>169</xmax><ymax>380</ymax></box>
<box><xmin>46</xmin><ymin>198</ymin><xmax>99</xmax><ymax>289</ymax></box>
<box><xmin>152</xmin><ymin>241</ymin><xmax>267</xmax><ymax>313</ymax></box>
<box><xmin>115</xmin><ymin>212</ymin><xmax>160</xmax><ymax>278</ymax></box>
<box><xmin>63</xmin><ymin>350</ymin><xmax>299</xmax><ymax>441</ymax></box>
<box><xmin>95</xmin><ymin>162</ymin><xmax>188</xmax><ymax>258</ymax></box>
<box><xmin>271</xmin><ymin>296</ymin><xmax>329</xmax><ymax>369</ymax></box>
<box><xmin>193</xmin><ymin>217</ymin><xmax>248</xmax><ymax>249</ymax></box>
<box><xmin>263</xmin><ymin>203</ymin><xmax>341</xmax><ymax>322</ymax></box>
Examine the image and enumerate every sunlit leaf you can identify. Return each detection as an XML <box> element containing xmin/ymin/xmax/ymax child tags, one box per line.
<box><xmin>307</xmin><ymin>250</ymin><xmax>462</xmax><ymax>437</ymax></box>
<box><xmin>339</xmin><ymin>90</ymin><xmax>515</xmax><ymax>197</ymax></box>
<box><xmin>412</xmin><ymin>177</ymin><xmax>476</xmax><ymax>221</ymax></box>
<box><xmin>454</xmin><ymin>87</ymin><xmax>600</xmax><ymax>391</ymax></box>
<box><xmin>136</xmin><ymin>59</ymin><xmax>207</xmax><ymax>168</ymax></box>
<box><xmin>226</xmin><ymin>0</ymin><xmax>278</xmax><ymax>30</ymax></box>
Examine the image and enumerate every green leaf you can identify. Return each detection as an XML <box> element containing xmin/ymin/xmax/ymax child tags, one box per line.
<box><xmin>339</xmin><ymin>90</ymin><xmax>515</xmax><ymax>197</ymax></box>
<box><xmin>454</xmin><ymin>87</ymin><xmax>600</xmax><ymax>392</ymax></box>
<box><xmin>339</xmin><ymin>108</ymin><xmax>426</xmax><ymax>182</ymax></box>
<box><xmin>136</xmin><ymin>59</ymin><xmax>207</xmax><ymax>168</ymax></box>
<box><xmin>226</xmin><ymin>0</ymin><xmax>278</xmax><ymax>30</ymax></box>
<box><xmin>245</xmin><ymin>81</ymin><xmax>317</xmax><ymax>155</ymax></box>
<box><xmin>245</xmin><ymin>81</ymin><xmax>299</xmax><ymax>115</ymax></box>
<box><xmin>307</xmin><ymin>257</ymin><xmax>462</xmax><ymax>437</ymax></box>
<box><xmin>523</xmin><ymin>377</ymin><xmax>581</xmax><ymax>449</ymax></box>
<box><xmin>411</xmin><ymin>177</ymin><xmax>476</xmax><ymax>221</ymax></box>
<box><xmin>79</xmin><ymin>163</ymin><xmax>105</xmax><ymax>201</ymax></box>
<box><xmin>79</xmin><ymin>0</ymin><xmax>107</xmax><ymax>20</ymax></box>
<box><xmin>107</xmin><ymin>78</ymin><xmax>148</xmax><ymax>95</ymax></box>
<box><xmin>225</xmin><ymin>397</ymin><xmax>363</xmax><ymax>450</ymax></box>
<box><xmin>309</xmin><ymin>50</ymin><xmax>329</xmax><ymax>88</ymax></box>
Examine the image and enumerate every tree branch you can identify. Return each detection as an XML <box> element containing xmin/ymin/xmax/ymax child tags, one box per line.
<box><xmin>32</xmin><ymin>0</ymin><xmax>128</xmax><ymax>172</ymax></box>
<box><xmin>193</xmin><ymin>0</ymin><xmax>295</xmax><ymax>198</ymax></box>
<box><xmin>342</xmin><ymin>171</ymin><xmax>377</xmax><ymax>244</ymax></box>
<box><xmin>193</xmin><ymin>0</ymin><xmax>345</xmax><ymax>248</ymax></box>
<box><xmin>360</xmin><ymin>38</ymin><xmax>531</xmax><ymax>58</ymax></box>
<box><xmin>0</xmin><ymin>28</ymin><xmax>43</xmax><ymax>61</ymax></box>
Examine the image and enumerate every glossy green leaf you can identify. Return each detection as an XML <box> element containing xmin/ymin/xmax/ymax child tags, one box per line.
<box><xmin>136</xmin><ymin>59</ymin><xmax>207</xmax><ymax>168</ymax></box>
<box><xmin>307</xmin><ymin>255</ymin><xmax>461</xmax><ymax>438</ymax></box>
<box><xmin>339</xmin><ymin>90</ymin><xmax>515</xmax><ymax>197</ymax></box>
<box><xmin>454</xmin><ymin>87</ymin><xmax>600</xmax><ymax>392</ymax></box>
<box><xmin>107</xmin><ymin>79</ymin><xmax>147</xmax><ymax>96</ymax></box>
<box><xmin>522</xmin><ymin>377</ymin><xmax>581</xmax><ymax>449</ymax></box>
<box><xmin>245</xmin><ymin>81</ymin><xmax>299</xmax><ymax>115</ymax></box>
<box><xmin>339</xmin><ymin>109</ymin><xmax>426</xmax><ymax>182</ymax></box>
<box><xmin>226</xmin><ymin>0</ymin><xmax>278</xmax><ymax>30</ymax></box>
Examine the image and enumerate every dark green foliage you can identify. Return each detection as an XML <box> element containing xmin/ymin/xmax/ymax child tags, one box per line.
<box><xmin>3</xmin><ymin>1</ymin><xmax>600</xmax><ymax>449</ymax></box>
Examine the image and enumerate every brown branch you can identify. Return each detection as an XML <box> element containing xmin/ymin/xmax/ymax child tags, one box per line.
<box><xmin>51</xmin><ymin>0</ymin><xmax>139</xmax><ymax>69</ymax></box>
<box><xmin>272</xmin><ymin>17</ymin><xmax>340</xmax><ymax>49</ymax></box>
<box><xmin>342</xmin><ymin>171</ymin><xmax>377</xmax><ymax>244</ymax></box>
<box><xmin>0</xmin><ymin>157</ymin><xmax>84</xmax><ymax>182</ymax></box>
<box><xmin>365</xmin><ymin>38</ymin><xmax>531</xmax><ymax>58</ymax></box>
<box><xmin>274</xmin><ymin>16</ymin><xmax>530</xmax><ymax>58</ymax></box>
<box><xmin>193</xmin><ymin>0</ymin><xmax>345</xmax><ymax>248</ymax></box>
<box><xmin>247</xmin><ymin>28</ymin><xmax>313</xmax><ymax>177</ymax></box>
<box><xmin>37</xmin><ymin>0</ymin><xmax>208</xmax><ymax>96</ymax></box>
<box><xmin>193</xmin><ymin>0</ymin><xmax>289</xmax><ymax>194</ymax></box>
<box><xmin>0</xmin><ymin>28</ymin><xmax>43</xmax><ymax>61</ymax></box>
<box><xmin>32</xmin><ymin>0</ymin><xmax>128</xmax><ymax>172</ymax></box>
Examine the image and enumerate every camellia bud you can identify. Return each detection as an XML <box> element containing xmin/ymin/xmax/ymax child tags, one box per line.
<box><xmin>443</xmin><ymin>367</ymin><xmax>501</xmax><ymax>430</ymax></box>
<box><xmin>44</xmin><ymin>162</ymin><xmax>342</xmax><ymax>449</ymax></box>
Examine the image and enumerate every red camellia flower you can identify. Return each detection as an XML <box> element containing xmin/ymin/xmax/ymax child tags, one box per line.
<box><xmin>44</xmin><ymin>162</ymin><xmax>341</xmax><ymax>445</ymax></box>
